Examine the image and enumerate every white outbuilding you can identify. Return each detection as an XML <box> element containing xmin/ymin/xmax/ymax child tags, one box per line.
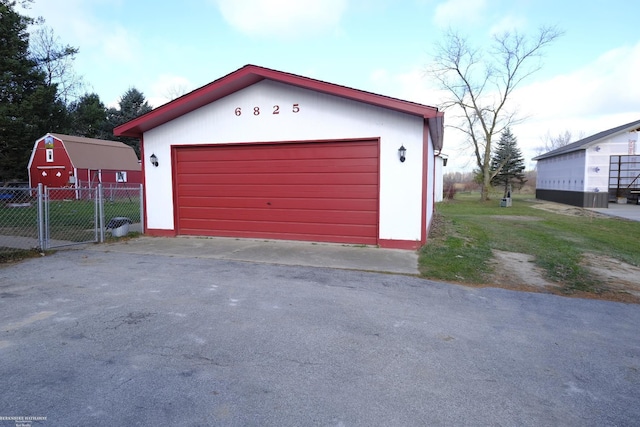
<box><xmin>115</xmin><ymin>65</ymin><xmax>444</xmax><ymax>249</ymax></box>
<box><xmin>534</xmin><ymin>119</ymin><xmax>640</xmax><ymax>208</ymax></box>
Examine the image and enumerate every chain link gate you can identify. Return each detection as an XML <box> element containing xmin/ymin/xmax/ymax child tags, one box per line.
<box><xmin>44</xmin><ymin>186</ymin><xmax>100</xmax><ymax>249</ymax></box>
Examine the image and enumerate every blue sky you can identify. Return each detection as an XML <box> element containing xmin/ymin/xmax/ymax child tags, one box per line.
<box><xmin>20</xmin><ymin>0</ymin><xmax>640</xmax><ymax>171</ymax></box>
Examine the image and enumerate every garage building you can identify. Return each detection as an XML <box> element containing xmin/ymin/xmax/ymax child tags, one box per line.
<box><xmin>115</xmin><ymin>65</ymin><xmax>444</xmax><ymax>249</ymax></box>
<box><xmin>534</xmin><ymin>119</ymin><xmax>640</xmax><ymax>208</ymax></box>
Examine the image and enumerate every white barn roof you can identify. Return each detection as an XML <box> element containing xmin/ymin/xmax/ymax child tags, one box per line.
<box><xmin>533</xmin><ymin>118</ymin><xmax>640</xmax><ymax>161</ymax></box>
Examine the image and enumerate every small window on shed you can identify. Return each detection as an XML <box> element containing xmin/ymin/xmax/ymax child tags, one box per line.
<box><xmin>116</xmin><ymin>171</ymin><xmax>127</xmax><ymax>183</ymax></box>
<box><xmin>46</xmin><ymin>149</ymin><xmax>54</xmax><ymax>162</ymax></box>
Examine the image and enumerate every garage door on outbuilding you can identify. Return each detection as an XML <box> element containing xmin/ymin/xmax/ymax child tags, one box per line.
<box><xmin>174</xmin><ymin>139</ymin><xmax>379</xmax><ymax>244</ymax></box>
<box><xmin>114</xmin><ymin>64</ymin><xmax>444</xmax><ymax>249</ymax></box>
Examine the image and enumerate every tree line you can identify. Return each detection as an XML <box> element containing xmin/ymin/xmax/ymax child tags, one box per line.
<box><xmin>0</xmin><ymin>0</ymin><xmax>152</xmax><ymax>182</ymax></box>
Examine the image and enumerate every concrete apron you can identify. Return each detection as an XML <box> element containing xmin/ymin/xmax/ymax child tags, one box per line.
<box><xmin>89</xmin><ymin>236</ymin><xmax>420</xmax><ymax>275</ymax></box>
<box><xmin>588</xmin><ymin>203</ymin><xmax>640</xmax><ymax>222</ymax></box>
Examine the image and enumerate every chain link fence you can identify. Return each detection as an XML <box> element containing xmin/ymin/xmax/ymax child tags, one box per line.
<box><xmin>0</xmin><ymin>184</ymin><xmax>143</xmax><ymax>258</ymax></box>
<box><xmin>100</xmin><ymin>184</ymin><xmax>144</xmax><ymax>242</ymax></box>
<box><xmin>0</xmin><ymin>186</ymin><xmax>39</xmax><ymax>254</ymax></box>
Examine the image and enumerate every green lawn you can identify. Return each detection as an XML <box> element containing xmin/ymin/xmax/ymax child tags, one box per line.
<box><xmin>420</xmin><ymin>193</ymin><xmax>640</xmax><ymax>295</ymax></box>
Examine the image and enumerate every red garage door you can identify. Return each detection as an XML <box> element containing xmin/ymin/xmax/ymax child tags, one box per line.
<box><xmin>173</xmin><ymin>140</ymin><xmax>379</xmax><ymax>245</ymax></box>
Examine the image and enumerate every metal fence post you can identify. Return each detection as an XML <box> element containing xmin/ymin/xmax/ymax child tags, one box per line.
<box><xmin>43</xmin><ymin>186</ymin><xmax>50</xmax><ymax>250</ymax></box>
<box><xmin>94</xmin><ymin>187</ymin><xmax>99</xmax><ymax>243</ymax></box>
<box><xmin>37</xmin><ymin>183</ymin><xmax>45</xmax><ymax>250</ymax></box>
<box><xmin>98</xmin><ymin>184</ymin><xmax>105</xmax><ymax>243</ymax></box>
<box><xmin>139</xmin><ymin>184</ymin><xmax>144</xmax><ymax>233</ymax></box>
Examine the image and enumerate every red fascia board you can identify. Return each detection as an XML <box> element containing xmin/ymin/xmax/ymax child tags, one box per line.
<box><xmin>114</xmin><ymin>71</ymin><xmax>264</xmax><ymax>137</ymax></box>
<box><xmin>114</xmin><ymin>64</ymin><xmax>440</xmax><ymax>138</ymax></box>
<box><xmin>256</xmin><ymin>66</ymin><xmax>440</xmax><ymax>118</ymax></box>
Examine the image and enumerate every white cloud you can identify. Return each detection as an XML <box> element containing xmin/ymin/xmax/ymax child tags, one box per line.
<box><xmin>102</xmin><ymin>26</ymin><xmax>138</xmax><ymax>63</ymax></box>
<box><xmin>370</xmin><ymin>69</ymin><xmax>390</xmax><ymax>84</ymax></box>
<box><xmin>366</xmin><ymin>67</ymin><xmax>444</xmax><ymax>106</ymax></box>
<box><xmin>488</xmin><ymin>15</ymin><xmax>527</xmax><ymax>36</ymax></box>
<box><xmin>503</xmin><ymin>41</ymin><xmax>640</xmax><ymax>167</ymax></box>
<box><xmin>20</xmin><ymin>0</ymin><xmax>116</xmax><ymax>47</ymax></box>
<box><xmin>514</xmin><ymin>42</ymin><xmax>640</xmax><ymax>120</ymax></box>
<box><xmin>366</xmin><ymin>40</ymin><xmax>640</xmax><ymax>171</ymax></box>
<box><xmin>19</xmin><ymin>0</ymin><xmax>143</xmax><ymax>107</ymax></box>
<box><xmin>433</xmin><ymin>0</ymin><xmax>487</xmax><ymax>28</ymax></box>
<box><xmin>19</xmin><ymin>1</ymin><xmax>139</xmax><ymax>64</ymax></box>
<box><xmin>147</xmin><ymin>75</ymin><xmax>194</xmax><ymax>108</ymax></box>
<box><xmin>214</xmin><ymin>0</ymin><xmax>348</xmax><ymax>38</ymax></box>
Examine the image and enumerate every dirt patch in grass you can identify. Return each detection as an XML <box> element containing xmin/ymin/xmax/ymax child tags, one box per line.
<box><xmin>489</xmin><ymin>215</ymin><xmax>542</xmax><ymax>222</ymax></box>
<box><xmin>489</xmin><ymin>250</ymin><xmax>554</xmax><ymax>289</ymax></box>
<box><xmin>488</xmin><ymin>249</ymin><xmax>640</xmax><ymax>304</ymax></box>
<box><xmin>529</xmin><ymin>201</ymin><xmax>609</xmax><ymax>218</ymax></box>
<box><xmin>580</xmin><ymin>253</ymin><xmax>640</xmax><ymax>298</ymax></box>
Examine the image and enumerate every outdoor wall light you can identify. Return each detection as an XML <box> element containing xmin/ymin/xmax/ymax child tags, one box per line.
<box><xmin>398</xmin><ymin>145</ymin><xmax>407</xmax><ymax>163</ymax></box>
<box><xmin>150</xmin><ymin>153</ymin><xmax>158</xmax><ymax>167</ymax></box>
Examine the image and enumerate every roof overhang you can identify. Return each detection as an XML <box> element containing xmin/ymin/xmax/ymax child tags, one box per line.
<box><xmin>114</xmin><ymin>65</ymin><xmax>443</xmax><ymax>148</ymax></box>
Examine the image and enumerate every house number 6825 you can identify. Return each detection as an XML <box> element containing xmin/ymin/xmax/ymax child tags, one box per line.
<box><xmin>234</xmin><ymin>104</ymin><xmax>300</xmax><ymax>116</ymax></box>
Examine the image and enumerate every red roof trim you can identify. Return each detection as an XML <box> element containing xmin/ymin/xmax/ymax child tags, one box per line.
<box><xmin>114</xmin><ymin>64</ymin><xmax>441</xmax><ymax>138</ymax></box>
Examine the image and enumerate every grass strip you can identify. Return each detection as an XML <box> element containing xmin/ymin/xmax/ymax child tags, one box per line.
<box><xmin>419</xmin><ymin>193</ymin><xmax>640</xmax><ymax>295</ymax></box>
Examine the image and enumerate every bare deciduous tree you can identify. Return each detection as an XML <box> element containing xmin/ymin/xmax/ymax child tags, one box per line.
<box><xmin>163</xmin><ymin>83</ymin><xmax>190</xmax><ymax>102</ymax></box>
<box><xmin>427</xmin><ymin>26</ymin><xmax>562</xmax><ymax>201</ymax></box>
<box><xmin>30</xmin><ymin>26</ymin><xmax>84</xmax><ymax>104</ymax></box>
<box><xmin>535</xmin><ymin>129</ymin><xmax>584</xmax><ymax>156</ymax></box>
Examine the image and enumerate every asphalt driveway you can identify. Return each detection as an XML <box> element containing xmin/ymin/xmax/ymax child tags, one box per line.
<box><xmin>1</xmin><ymin>246</ymin><xmax>639</xmax><ymax>426</ymax></box>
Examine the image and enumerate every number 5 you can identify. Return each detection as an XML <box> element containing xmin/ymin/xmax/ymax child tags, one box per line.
<box><xmin>292</xmin><ymin>103</ymin><xmax>300</xmax><ymax>113</ymax></box>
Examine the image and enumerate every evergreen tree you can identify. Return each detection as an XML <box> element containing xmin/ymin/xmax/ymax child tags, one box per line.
<box><xmin>490</xmin><ymin>128</ymin><xmax>527</xmax><ymax>197</ymax></box>
<box><xmin>0</xmin><ymin>0</ymin><xmax>66</xmax><ymax>181</ymax></box>
<box><xmin>107</xmin><ymin>88</ymin><xmax>152</xmax><ymax>157</ymax></box>
<box><xmin>69</xmin><ymin>93</ymin><xmax>110</xmax><ymax>139</ymax></box>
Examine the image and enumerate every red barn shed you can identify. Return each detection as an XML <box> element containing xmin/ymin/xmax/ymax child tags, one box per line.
<box><xmin>27</xmin><ymin>133</ymin><xmax>142</xmax><ymax>193</ymax></box>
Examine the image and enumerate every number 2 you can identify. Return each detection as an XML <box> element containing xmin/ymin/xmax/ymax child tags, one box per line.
<box><xmin>273</xmin><ymin>105</ymin><xmax>280</xmax><ymax>114</ymax></box>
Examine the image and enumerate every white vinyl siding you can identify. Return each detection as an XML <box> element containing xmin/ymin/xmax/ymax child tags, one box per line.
<box><xmin>143</xmin><ymin>80</ymin><xmax>427</xmax><ymax>242</ymax></box>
